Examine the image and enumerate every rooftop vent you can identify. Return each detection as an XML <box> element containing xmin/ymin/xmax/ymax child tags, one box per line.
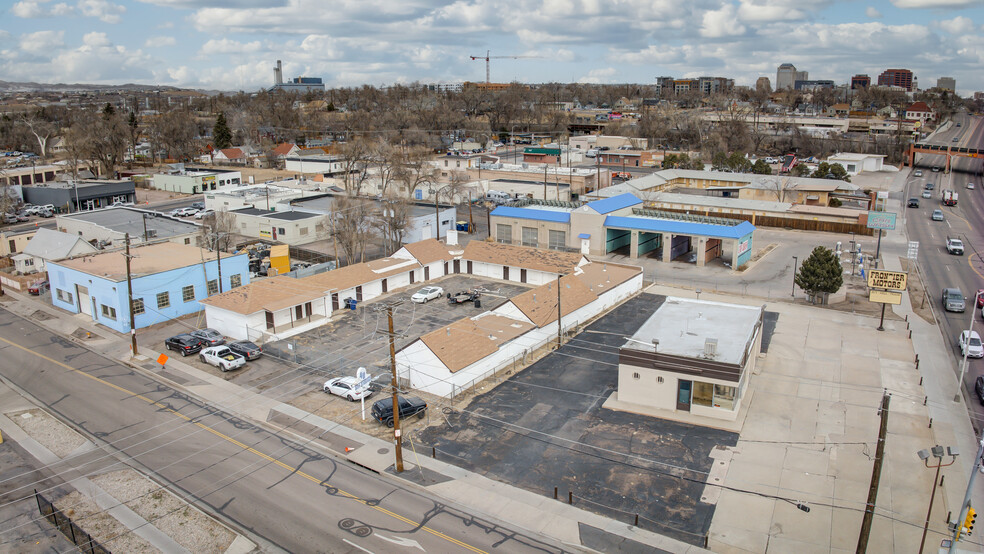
<box><xmin>704</xmin><ymin>338</ymin><xmax>718</xmax><ymax>358</ymax></box>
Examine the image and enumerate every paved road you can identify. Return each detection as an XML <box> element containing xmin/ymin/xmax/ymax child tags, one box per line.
<box><xmin>0</xmin><ymin>308</ymin><xmax>570</xmax><ymax>554</ymax></box>
<box><xmin>905</xmin><ymin>113</ymin><xmax>984</xmax><ymax>426</ymax></box>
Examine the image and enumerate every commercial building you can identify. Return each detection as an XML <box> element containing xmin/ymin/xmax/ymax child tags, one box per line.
<box><xmin>937</xmin><ymin>77</ymin><xmax>956</xmax><ymax>92</ymax></box>
<box><xmin>607</xmin><ymin>297</ymin><xmax>765</xmax><ymax>423</ymax></box>
<box><xmin>204</xmin><ymin>183</ymin><xmax>315</xmax><ymax>212</ymax></box>
<box><xmin>0</xmin><ymin>229</ymin><xmax>36</xmax><ymax>256</ymax></box>
<box><xmin>655</xmin><ymin>76</ymin><xmax>734</xmax><ymax>95</ymax></box>
<box><xmin>851</xmin><ymin>74</ymin><xmax>871</xmax><ymax>90</ymax></box>
<box><xmin>467</xmin><ymin>163</ymin><xmax>606</xmax><ymax>198</ymax></box>
<box><xmin>22</xmin><ymin>179</ymin><xmax>135</xmax><ymax>213</ymax></box>
<box><xmin>47</xmin><ymin>242</ymin><xmax>249</xmax><ymax>332</ymax></box>
<box><xmin>905</xmin><ymin>101</ymin><xmax>935</xmax><ymax>122</ymax></box>
<box><xmin>270</xmin><ymin>60</ymin><xmax>326</xmax><ymax>93</ymax></box>
<box><xmin>56</xmin><ymin>206</ymin><xmax>201</xmax><ymax>246</ymax></box>
<box><xmin>288</xmin><ymin>193</ymin><xmax>457</xmax><ymax>244</ymax></box>
<box><xmin>877</xmin><ymin>68</ymin><xmax>914</xmax><ymax>91</ymax></box>
<box><xmin>0</xmin><ymin>163</ymin><xmax>96</xmax><ymax>187</ymax></box>
<box><xmin>151</xmin><ymin>167</ymin><xmax>242</xmax><ymax>194</ymax></box>
<box><xmin>284</xmin><ymin>154</ymin><xmax>345</xmax><ymax>176</ymax></box>
<box><xmin>227</xmin><ymin>207</ymin><xmax>322</xmax><ymax>245</ymax></box>
<box><xmin>827</xmin><ymin>153</ymin><xmax>886</xmax><ymax>175</ymax></box>
<box><xmin>794</xmin><ymin>80</ymin><xmax>835</xmax><ymax>91</ymax></box>
<box><xmin>776</xmin><ymin>63</ymin><xmax>808</xmax><ymax>90</ymax></box>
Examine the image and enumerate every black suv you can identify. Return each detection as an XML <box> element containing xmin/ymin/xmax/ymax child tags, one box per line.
<box><xmin>370</xmin><ymin>396</ymin><xmax>427</xmax><ymax>427</ymax></box>
<box><xmin>227</xmin><ymin>340</ymin><xmax>262</xmax><ymax>361</ymax></box>
<box><xmin>907</xmin><ymin>198</ymin><xmax>919</xmax><ymax>208</ymax></box>
<box><xmin>164</xmin><ymin>333</ymin><xmax>206</xmax><ymax>356</ymax></box>
<box><xmin>976</xmin><ymin>376</ymin><xmax>984</xmax><ymax>405</ymax></box>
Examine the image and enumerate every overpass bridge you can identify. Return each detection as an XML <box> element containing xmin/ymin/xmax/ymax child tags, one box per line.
<box><xmin>907</xmin><ymin>142</ymin><xmax>983</xmax><ymax>172</ymax></box>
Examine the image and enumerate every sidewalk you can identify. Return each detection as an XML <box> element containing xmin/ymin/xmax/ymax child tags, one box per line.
<box><xmin>0</xmin><ymin>289</ymin><xmax>709</xmax><ymax>553</ymax></box>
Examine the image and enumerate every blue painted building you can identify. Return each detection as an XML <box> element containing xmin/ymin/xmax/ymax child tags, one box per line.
<box><xmin>47</xmin><ymin>242</ymin><xmax>249</xmax><ymax>333</ymax></box>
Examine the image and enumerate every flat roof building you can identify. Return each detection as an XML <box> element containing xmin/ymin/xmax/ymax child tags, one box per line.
<box><xmin>56</xmin><ymin>206</ymin><xmax>201</xmax><ymax>246</ymax></box>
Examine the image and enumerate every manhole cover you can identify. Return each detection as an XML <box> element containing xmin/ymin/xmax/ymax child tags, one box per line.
<box><xmin>32</xmin><ymin>310</ymin><xmax>55</xmax><ymax>321</ymax></box>
<box><xmin>377</xmin><ymin>448</ymin><xmax>389</xmax><ymax>455</ymax></box>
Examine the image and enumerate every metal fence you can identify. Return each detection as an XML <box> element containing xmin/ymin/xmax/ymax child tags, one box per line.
<box><xmin>35</xmin><ymin>489</ymin><xmax>111</xmax><ymax>554</ymax></box>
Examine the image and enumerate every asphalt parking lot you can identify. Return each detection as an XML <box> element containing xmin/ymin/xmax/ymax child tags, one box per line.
<box><xmin>415</xmin><ymin>293</ymin><xmax>742</xmax><ymax>546</ymax></box>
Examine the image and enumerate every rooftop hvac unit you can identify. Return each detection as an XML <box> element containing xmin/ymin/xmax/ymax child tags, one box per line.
<box><xmin>704</xmin><ymin>338</ymin><xmax>718</xmax><ymax>358</ymax></box>
<box><xmin>145</xmin><ymin>229</ymin><xmax>158</xmax><ymax>238</ymax></box>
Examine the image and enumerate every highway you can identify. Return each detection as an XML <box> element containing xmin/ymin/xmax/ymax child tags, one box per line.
<box><xmin>906</xmin><ymin>111</ymin><xmax>984</xmax><ymax>428</ymax></box>
<box><xmin>0</xmin><ymin>308</ymin><xmax>570</xmax><ymax>554</ymax></box>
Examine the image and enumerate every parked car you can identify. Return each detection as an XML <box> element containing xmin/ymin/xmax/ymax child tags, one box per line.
<box><xmin>323</xmin><ymin>376</ymin><xmax>373</xmax><ymax>401</ymax></box>
<box><xmin>227</xmin><ymin>340</ymin><xmax>262</xmax><ymax>361</ymax></box>
<box><xmin>942</xmin><ymin>287</ymin><xmax>966</xmax><ymax>312</ymax></box>
<box><xmin>195</xmin><ymin>209</ymin><xmax>215</xmax><ymax>220</ymax></box>
<box><xmin>2</xmin><ymin>213</ymin><xmax>17</xmax><ymax>224</ymax></box>
<box><xmin>27</xmin><ymin>281</ymin><xmax>49</xmax><ymax>295</ymax></box>
<box><xmin>932</xmin><ymin>209</ymin><xmax>944</xmax><ymax>221</ymax></box>
<box><xmin>190</xmin><ymin>201</ymin><xmax>205</xmax><ymax>210</ymax></box>
<box><xmin>173</xmin><ymin>207</ymin><xmax>199</xmax><ymax>217</ymax></box>
<box><xmin>907</xmin><ymin>198</ymin><xmax>919</xmax><ymax>208</ymax></box>
<box><xmin>976</xmin><ymin>376</ymin><xmax>984</xmax><ymax>404</ymax></box>
<box><xmin>959</xmin><ymin>330</ymin><xmax>984</xmax><ymax>359</ymax></box>
<box><xmin>199</xmin><ymin>346</ymin><xmax>246</xmax><ymax>372</ymax></box>
<box><xmin>190</xmin><ymin>328</ymin><xmax>225</xmax><ymax>347</ymax></box>
<box><xmin>13</xmin><ymin>212</ymin><xmax>29</xmax><ymax>222</ymax></box>
<box><xmin>370</xmin><ymin>395</ymin><xmax>427</xmax><ymax>427</ymax></box>
<box><xmin>164</xmin><ymin>334</ymin><xmax>206</xmax><ymax>356</ymax></box>
<box><xmin>411</xmin><ymin>286</ymin><xmax>444</xmax><ymax>304</ymax></box>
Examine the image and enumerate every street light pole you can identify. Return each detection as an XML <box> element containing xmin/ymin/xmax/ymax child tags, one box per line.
<box><xmin>791</xmin><ymin>256</ymin><xmax>798</xmax><ymax>297</ymax></box>
<box><xmin>917</xmin><ymin>445</ymin><xmax>958</xmax><ymax>554</ymax></box>
<box><xmin>954</xmin><ymin>290</ymin><xmax>983</xmax><ymax>402</ymax></box>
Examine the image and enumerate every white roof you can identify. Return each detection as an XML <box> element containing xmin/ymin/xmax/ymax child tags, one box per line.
<box><xmin>23</xmin><ymin>228</ymin><xmax>96</xmax><ymax>261</ymax></box>
<box><xmin>626</xmin><ymin>297</ymin><xmax>762</xmax><ymax>365</ymax></box>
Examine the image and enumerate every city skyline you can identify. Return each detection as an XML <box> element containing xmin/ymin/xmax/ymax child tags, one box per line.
<box><xmin>1</xmin><ymin>0</ymin><xmax>982</xmax><ymax>93</ymax></box>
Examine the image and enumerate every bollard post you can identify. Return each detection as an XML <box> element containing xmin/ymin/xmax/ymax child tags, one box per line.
<box><xmin>431</xmin><ymin>446</ymin><xmax>436</xmax><ymax>458</ymax></box>
<box><xmin>924</xmin><ymin>396</ymin><xmax>928</xmax><ymax>406</ymax></box>
<box><xmin>908</xmin><ymin>330</ymin><xmax>912</xmax><ymax>339</ymax></box>
<box><xmin>920</xmin><ymin>376</ymin><xmax>923</xmax><ymax>385</ymax></box>
<box><xmin>929</xmin><ymin>418</ymin><xmax>933</xmax><ymax>428</ymax></box>
<box><xmin>569</xmin><ymin>491</ymin><xmax>573</xmax><ymax>504</ymax></box>
<box><xmin>634</xmin><ymin>514</ymin><xmax>639</xmax><ymax>526</ymax></box>
<box><xmin>554</xmin><ymin>487</ymin><xmax>558</xmax><ymax>499</ymax></box>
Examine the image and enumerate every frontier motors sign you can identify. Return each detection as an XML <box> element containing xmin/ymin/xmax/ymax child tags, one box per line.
<box><xmin>867</xmin><ymin>270</ymin><xmax>907</xmax><ymax>291</ymax></box>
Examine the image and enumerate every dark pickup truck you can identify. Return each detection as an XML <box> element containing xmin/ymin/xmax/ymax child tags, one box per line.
<box><xmin>370</xmin><ymin>396</ymin><xmax>427</xmax><ymax>427</ymax></box>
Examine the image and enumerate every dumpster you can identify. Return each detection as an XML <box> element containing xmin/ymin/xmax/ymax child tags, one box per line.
<box><xmin>474</xmin><ymin>299</ymin><xmax>481</xmax><ymax>309</ymax></box>
<box><xmin>455</xmin><ymin>221</ymin><xmax>468</xmax><ymax>232</ymax></box>
<box><xmin>345</xmin><ymin>298</ymin><xmax>357</xmax><ymax>310</ymax></box>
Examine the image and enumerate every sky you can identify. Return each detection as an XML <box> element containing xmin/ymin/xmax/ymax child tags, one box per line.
<box><xmin>1</xmin><ymin>0</ymin><xmax>983</xmax><ymax>94</ymax></box>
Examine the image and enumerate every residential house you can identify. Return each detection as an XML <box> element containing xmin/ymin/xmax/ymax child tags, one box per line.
<box><xmin>20</xmin><ymin>228</ymin><xmax>99</xmax><ymax>273</ymax></box>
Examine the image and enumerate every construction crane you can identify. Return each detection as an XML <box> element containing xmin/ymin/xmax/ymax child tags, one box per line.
<box><xmin>468</xmin><ymin>50</ymin><xmax>541</xmax><ymax>83</ymax></box>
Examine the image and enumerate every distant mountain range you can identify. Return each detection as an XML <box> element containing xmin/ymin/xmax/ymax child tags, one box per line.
<box><xmin>0</xmin><ymin>80</ymin><xmax>192</xmax><ymax>94</ymax></box>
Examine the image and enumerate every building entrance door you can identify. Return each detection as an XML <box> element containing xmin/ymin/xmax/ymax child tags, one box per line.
<box><xmin>76</xmin><ymin>285</ymin><xmax>91</xmax><ymax>316</ymax></box>
<box><xmin>676</xmin><ymin>380</ymin><xmax>692</xmax><ymax>412</ymax></box>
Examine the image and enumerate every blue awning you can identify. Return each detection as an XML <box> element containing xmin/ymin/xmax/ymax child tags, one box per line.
<box><xmin>585</xmin><ymin>193</ymin><xmax>642</xmax><ymax>214</ymax></box>
<box><xmin>491</xmin><ymin>206</ymin><xmax>571</xmax><ymax>223</ymax></box>
<box><xmin>604</xmin><ymin>216</ymin><xmax>755</xmax><ymax>240</ymax></box>
<box><xmin>578</xmin><ymin>233</ymin><xmax>591</xmax><ymax>239</ymax></box>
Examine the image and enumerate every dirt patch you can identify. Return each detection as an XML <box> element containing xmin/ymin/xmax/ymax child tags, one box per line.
<box><xmin>54</xmin><ymin>490</ymin><xmax>158</xmax><ymax>553</ymax></box>
<box><xmin>134</xmin><ymin>186</ymin><xmax>190</xmax><ymax>205</ymax></box>
<box><xmin>7</xmin><ymin>409</ymin><xmax>87</xmax><ymax>458</ymax></box>
<box><xmin>900</xmin><ymin>257</ymin><xmax>935</xmax><ymax>324</ymax></box>
<box><xmin>91</xmin><ymin>469</ymin><xmax>235</xmax><ymax>554</ymax></box>
<box><xmin>71</xmin><ymin>328</ymin><xmax>99</xmax><ymax>341</ymax></box>
<box><xmin>31</xmin><ymin>310</ymin><xmax>55</xmax><ymax>321</ymax></box>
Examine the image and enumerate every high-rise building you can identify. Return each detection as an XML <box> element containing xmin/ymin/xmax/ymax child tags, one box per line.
<box><xmin>776</xmin><ymin>63</ymin><xmax>808</xmax><ymax>90</ymax></box>
<box><xmin>851</xmin><ymin>74</ymin><xmax>871</xmax><ymax>89</ymax></box>
<box><xmin>937</xmin><ymin>77</ymin><xmax>956</xmax><ymax>92</ymax></box>
<box><xmin>877</xmin><ymin>69</ymin><xmax>914</xmax><ymax>91</ymax></box>
<box><xmin>794</xmin><ymin>80</ymin><xmax>835</xmax><ymax>91</ymax></box>
<box><xmin>655</xmin><ymin>76</ymin><xmax>732</xmax><ymax>95</ymax></box>
<box><xmin>755</xmin><ymin>77</ymin><xmax>771</xmax><ymax>93</ymax></box>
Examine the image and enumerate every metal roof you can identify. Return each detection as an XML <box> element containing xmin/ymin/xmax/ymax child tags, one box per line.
<box><xmin>585</xmin><ymin>193</ymin><xmax>643</xmax><ymax>214</ymax></box>
<box><xmin>604</xmin><ymin>215</ymin><xmax>755</xmax><ymax>240</ymax></box>
<box><xmin>491</xmin><ymin>206</ymin><xmax>571</xmax><ymax>223</ymax></box>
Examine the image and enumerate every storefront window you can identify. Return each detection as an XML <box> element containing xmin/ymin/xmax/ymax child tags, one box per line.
<box><xmin>714</xmin><ymin>384</ymin><xmax>736</xmax><ymax>410</ymax></box>
<box><xmin>692</xmin><ymin>382</ymin><xmax>713</xmax><ymax>407</ymax></box>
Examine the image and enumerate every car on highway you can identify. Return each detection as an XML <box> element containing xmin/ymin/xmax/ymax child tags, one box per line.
<box><xmin>922</xmin><ymin>190</ymin><xmax>932</xmax><ymax>199</ymax></box>
<box><xmin>27</xmin><ymin>281</ymin><xmax>49</xmax><ymax>295</ymax></box>
<box><xmin>164</xmin><ymin>333</ymin><xmax>206</xmax><ymax>356</ymax></box>
<box><xmin>190</xmin><ymin>328</ymin><xmax>226</xmax><ymax>347</ymax></box>
<box><xmin>932</xmin><ymin>209</ymin><xmax>944</xmax><ymax>221</ymax></box>
<box><xmin>410</xmin><ymin>286</ymin><xmax>444</xmax><ymax>303</ymax></box>
<box><xmin>173</xmin><ymin>207</ymin><xmax>199</xmax><ymax>217</ymax></box>
<box><xmin>968</xmin><ymin>183</ymin><xmax>976</xmax><ymax>190</ymax></box>
<box><xmin>370</xmin><ymin>395</ymin><xmax>427</xmax><ymax>427</ymax></box>
<box><xmin>914</xmin><ymin>170</ymin><xmax>923</xmax><ymax>177</ymax></box>
<box><xmin>907</xmin><ymin>198</ymin><xmax>920</xmax><ymax>208</ymax></box>
<box><xmin>195</xmin><ymin>209</ymin><xmax>215</xmax><ymax>220</ymax></box>
<box><xmin>933</xmin><ymin>166</ymin><xmax>941</xmax><ymax>172</ymax></box>
<box><xmin>976</xmin><ymin>377</ymin><xmax>984</xmax><ymax>404</ymax></box>
<box><xmin>323</xmin><ymin>376</ymin><xmax>373</xmax><ymax>401</ymax></box>
<box><xmin>953</xmin><ymin>137</ymin><xmax>960</xmax><ymax>142</ymax></box>
<box><xmin>942</xmin><ymin>287</ymin><xmax>966</xmax><ymax>312</ymax></box>
<box><xmin>227</xmin><ymin>340</ymin><xmax>262</xmax><ymax>361</ymax></box>
<box><xmin>199</xmin><ymin>346</ymin><xmax>246</xmax><ymax>372</ymax></box>
<box><xmin>959</xmin><ymin>330</ymin><xmax>984</xmax><ymax>359</ymax></box>
<box><xmin>925</xmin><ymin>182</ymin><xmax>935</xmax><ymax>190</ymax></box>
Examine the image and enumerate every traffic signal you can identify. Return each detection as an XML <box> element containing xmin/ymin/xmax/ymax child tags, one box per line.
<box><xmin>962</xmin><ymin>507</ymin><xmax>976</xmax><ymax>537</ymax></box>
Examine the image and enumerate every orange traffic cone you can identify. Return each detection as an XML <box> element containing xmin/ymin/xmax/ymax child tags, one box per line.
<box><xmin>344</xmin><ymin>447</ymin><xmax>354</xmax><ymax>453</ymax></box>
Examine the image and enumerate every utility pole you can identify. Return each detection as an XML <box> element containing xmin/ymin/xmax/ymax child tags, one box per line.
<box><xmin>856</xmin><ymin>393</ymin><xmax>890</xmax><ymax>553</ymax></box>
<box><xmin>468</xmin><ymin>192</ymin><xmax>474</xmax><ymax>234</ymax></box>
<box><xmin>124</xmin><ymin>233</ymin><xmax>137</xmax><ymax>356</ymax></box>
<box><xmin>142</xmin><ymin>214</ymin><xmax>148</xmax><ymax>243</ymax></box>
<box><xmin>543</xmin><ymin>164</ymin><xmax>547</xmax><ymax>200</ymax></box>
<box><xmin>265</xmin><ymin>186</ymin><xmax>270</xmax><ymax>210</ymax></box>
<box><xmin>556</xmin><ymin>275</ymin><xmax>562</xmax><ymax>349</ymax></box>
<box><xmin>215</xmin><ymin>233</ymin><xmax>223</xmax><ymax>293</ymax></box>
<box><xmin>386</xmin><ymin>304</ymin><xmax>404</xmax><ymax>473</ymax></box>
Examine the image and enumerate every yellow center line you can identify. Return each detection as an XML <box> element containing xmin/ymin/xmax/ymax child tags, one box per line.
<box><xmin>0</xmin><ymin>335</ymin><xmax>488</xmax><ymax>554</ymax></box>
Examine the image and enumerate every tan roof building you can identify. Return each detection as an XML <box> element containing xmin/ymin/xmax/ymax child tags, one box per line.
<box><xmin>420</xmin><ymin>314</ymin><xmax>535</xmax><ymax>372</ymax></box>
<box><xmin>198</xmin><ymin>276</ymin><xmax>327</xmax><ymax>315</ymax></box>
<box><xmin>575</xmin><ymin>262</ymin><xmax>643</xmax><ymax>295</ymax></box>
<box><xmin>55</xmin><ymin>242</ymin><xmax>218</xmax><ymax>281</ymax></box>
<box><xmin>302</xmin><ymin>257</ymin><xmax>420</xmax><ymax>292</ymax></box>
<box><xmin>509</xmin><ymin>274</ymin><xmax>598</xmax><ymax>327</ymax></box>
<box><xmin>401</xmin><ymin>238</ymin><xmax>460</xmax><ymax>265</ymax></box>
<box><xmin>462</xmin><ymin>241</ymin><xmax>585</xmax><ymax>275</ymax></box>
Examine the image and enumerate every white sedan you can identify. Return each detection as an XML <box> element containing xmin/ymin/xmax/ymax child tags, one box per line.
<box><xmin>199</xmin><ymin>346</ymin><xmax>246</xmax><ymax>371</ymax></box>
<box><xmin>173</xmin><ymin>207</ymin><xmax>199</xmax><ymax>217</ymax></box>
<box><xmin>195</xmin><ymin>209</ymin><xmax>215</xmax><ymax>219</ymax></box>
<box><xmin>323</xmin><ymin>376</ymin><xmax>372</xmax><ymax>401</ymax></box>
<box><xmin>959</xmin><ymin>330</ymin><xmax>984</xmax><ymax>359</ymax></box>
<box><xmin>411</xmin><ymin>286</ymin><xmax>444</xmax><ymax>304</ymax></box>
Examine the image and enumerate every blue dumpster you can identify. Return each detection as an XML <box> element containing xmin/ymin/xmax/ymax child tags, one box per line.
<box><xmin>455</xmin><ymin>221</ymin><xmax>468</xmax><ymax>232</ymax></box>
<box><xmin>345</xmin><ymin>298</ymin><xmax>357</xmax><ymax>310</ymax></box>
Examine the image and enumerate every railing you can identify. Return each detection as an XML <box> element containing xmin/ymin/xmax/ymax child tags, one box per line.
<box><xmin>35</xmin><ymin>489</ymin><xmax>111</xmax><ymax>554</ymax></box>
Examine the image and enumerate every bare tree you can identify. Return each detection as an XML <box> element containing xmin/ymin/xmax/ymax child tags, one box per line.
<box><xmin>338</xmin><ymin>138</ymin><xmax>372</xmax><ymax>195</ymax></box>
<box><xmin>767</xmin><ymin>176</ymin><xmax>792</xmax><ymax>202</ymax></box>
<box><xmin>19</xmin><ymin>111</ymin><xmax>57</xmax><ymax>159</ymax></box>
<box><xmin>395</xmin><ymin>146</ymin><xmax>438</xmax><ymax>198</ymax></box>
<box><xmin>332</xmin><ymin>195</ymin><xmax>374</xmax><ymax>264</ymax></box>
<box><xmin>375</xmin><ymin>194</ymin><xmax>410</xmax><ymax>254</ymax></box>
<box><xmin>199</xmin><ymin>209</ymin><xmax>238</xmax><ymax>251</ymax></box>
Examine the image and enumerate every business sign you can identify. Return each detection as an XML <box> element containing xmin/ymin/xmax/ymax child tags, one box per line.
<box><xmin>869</xmin><ymin>290</ymin><xmax>902</xmax><ymax>305</ymax></box>
<box><xmin>867</xmin><ymin>270</ymin><xmax>907</xmax><ymax>291</ymax></box>
<box><xmin>867</xmin><ymin>212</ymin><xmax>897</xmax><ymax>231</ymax></box>
<box><xmin>737</xmin><ymin>239</ymin><xmax>750</xmax><ymax>256</ymax></box>
<box><xmin>259</xmin><ymin>229</ymin><xmax>272</xmax><ymax>238</ymax></box>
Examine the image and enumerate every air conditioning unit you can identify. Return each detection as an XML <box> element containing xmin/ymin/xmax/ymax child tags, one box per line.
<box><xmin>703</xmin><ymin>338</ymin><xmax>718</xmax><ymax>358</ymax></box>
<box><xmin>146</xmin><ymin>229</ymin><xmax>158</xmax><ymax>238</ymax></box>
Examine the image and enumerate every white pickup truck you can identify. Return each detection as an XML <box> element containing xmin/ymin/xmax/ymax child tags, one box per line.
<box><xmin>947</xmin><ymin>236</ymin><xmax>965</xmax><ymax>255</ymax></box>
<box><xmin>199</xmin><ymin>346</ymin><xmax>246</xmax><ymax>371</ymax></box>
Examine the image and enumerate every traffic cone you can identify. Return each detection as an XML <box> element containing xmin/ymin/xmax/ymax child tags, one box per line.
<box><xmin>345</xmin><ymin>447</ymin><xmax>354</xmax><ymax>453</ymax></box>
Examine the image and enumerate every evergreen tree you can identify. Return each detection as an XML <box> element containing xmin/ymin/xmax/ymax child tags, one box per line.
<box><xmin>102</xmin><ymin>102</ymin><xmax>115</xmax><ymax>119</ymax></box>
<box><xmin>751</xmin><ymin>159</ymin><xmax>772</xmax><ymax>174</ymax></box>
<box><xmin>795</xmin><ymin>246</ymin><xmax>843</xmax><ymax>300</ymax></box>
<box><xmin>213</xmin><ymin>112</ymin><xmax>232</xmax><ymax>149</ymax></box>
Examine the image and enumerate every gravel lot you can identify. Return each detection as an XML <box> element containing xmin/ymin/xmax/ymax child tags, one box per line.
<box><xmin>7</xmin><ymin>409</ymin><xmax>87</xmax><ymax>458</ymax></box>
<box><xmin>92</xmin><ymin>469</ymin><xmax>235</xmax><ymax>554</ymax></box>
<box><xmin>55</xmin><ymin>490</ymin><xmax>158</xmax><ymax>553</ymax></box>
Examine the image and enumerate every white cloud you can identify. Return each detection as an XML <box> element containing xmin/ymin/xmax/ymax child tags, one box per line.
<box><xmin>157</xmin><ymin>21</ymin><xmax>173</xmax><ymax>28</ymax></box>
<box><xmin>702</xmin><ymin>4</ymin><xmax>746</xmax><ymax>38</ymax></box>
<box><xmin>19</xmin><ymin>30</ymin><xmax>65</xmax><ymax>55</ymax></box>
<box><xmin>78</xmin><ymin>0</ymin><xmax>125</xmax><ymax>23</ymax></box>
<box><xmin>144</xmin><ymin>35</ymin><xmax>177</xmax><ymax>47</ymax></box>
<box><xmin>737</xmin><ymin>0</ymin><xmax>808</xmax><ymax>22</ymax></box>
<box><xmin>200</xmin><ymin>38</ymin><xmax>265</xmax><ymax>55</ymax></box>
<box><xmin>866</xmin><ymin>6</ymin><xmax>882</xmax><ymax>18</ymax></box>
<box><xmin>890</xmin><ymin>0</ymin><xmax>980</xmax><ymax>7</ymax></box>
<box><xmin>82</xmin><ymin>31</ymin><xmax>110</xmax><ymax>47</ymax></box>
<box><xmin>11</xmin><ymin>0</ymin><xmax>48</xmax><ymax>18</ymax></box>
<box><xmin>936</xmin><ymin>15</ymin><xmax>975</xmax><ymax>34</ymax></box>
<box><xmin>577</xmin><ymin>67</ymin><xmax>617</xmax><ymax>84</ymax></box>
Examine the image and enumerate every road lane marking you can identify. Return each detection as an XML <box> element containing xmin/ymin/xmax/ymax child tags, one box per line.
<box><xmin>0</xmin><ymin>335</ymin><xmax>488</xmax><ymax>554</ymax></box>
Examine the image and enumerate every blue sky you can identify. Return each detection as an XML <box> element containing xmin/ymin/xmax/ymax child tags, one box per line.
<box><xmin>2</xmin><ymin>0</ymin><xmax>983</xmax><ymax>94</ymax></box>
